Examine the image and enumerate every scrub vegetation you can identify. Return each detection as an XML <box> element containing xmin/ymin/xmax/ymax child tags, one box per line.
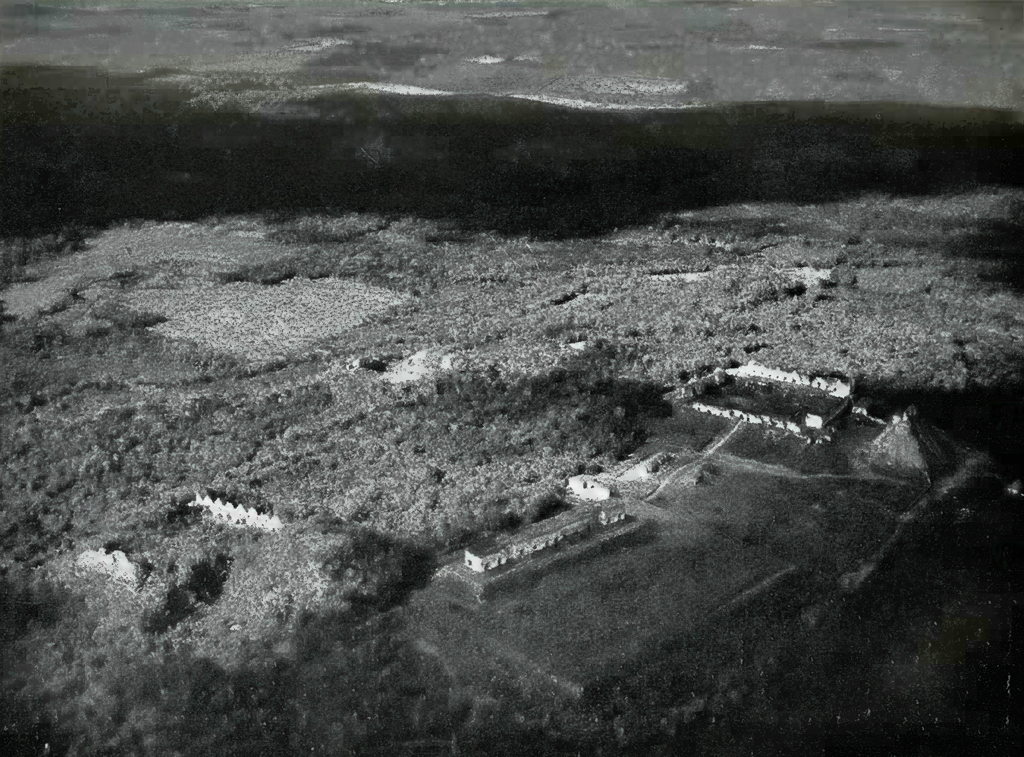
<box><xmin>2</xmin><ymin>187</ymin><xmax>1024</xmax><ymax>755</ymax></box>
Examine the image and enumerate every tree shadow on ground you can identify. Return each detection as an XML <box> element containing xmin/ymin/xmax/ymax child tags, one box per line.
<box><xmin>667</xmin><ymin>485</ymin><xmax>1023</xmax><ymax>757</ymax></box>
<box><xmin>3</xmin><ymin>68</ymin><xmax>1024</xmax><ymax>245</ymax></box>
<box><xmin>941</xmin><ymin>197</ymin><xmax>1024</xmax><ymax>296</ymax></box>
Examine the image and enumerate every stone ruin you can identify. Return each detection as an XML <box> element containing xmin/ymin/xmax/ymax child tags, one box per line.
<box><xmin>567</xmin><ymin>475</ymin><xmax>614</xmax><ymax>501</ymax></box>
<box><xmin>617</xmin><ymin>452</ymin><xmax>673</xmax><ymax>482</ymax></box>
<box><xmin>675</xmin><ymin>362</ymin><xmax>854</xmax><ymax>440</ymax></box>
<box><xmin>690</xmin><ymin>400</ymin><xmax>805</xmax><ymax>436</ymax></box>
<box><xmin>726</xmin><ymin>363</ymin><xmax>853</xmax><ymax>398</ymax></box>
<box><xmin>678</xmin><ymin>363</ymin><xmax>853</xmax><ymax>403</ymax></box>
<box><xmin>77</xmin><ymin>548</ymin><xmax>139</xmax><ymax>586</ymax></box>
<box><xmin>194</xmin><ymin>494</ymin><xmax>284</xmax><ymax>531</ymax></box>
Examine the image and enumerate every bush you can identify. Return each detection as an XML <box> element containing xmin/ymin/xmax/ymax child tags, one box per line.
<box><xmin>428</xmin><ymin>351</ymin><xmax>670</xmax><ymax>463</ymax></box>
<box><xmin>90</xmin><ymin>301</ymin><xmax>168</xmax><ymax>331</ymax></box>
<box><xmin>477</xmin><ymin>496</ymin><xmax>524</xmax><ymax>533</ymax></box>
<box><xmin>0</xmin><ymin>570</ymin><xmax>66</xmax><ymax>641</ymax></box>
<box><xmin>0</xmin><ymin>227</ymin><xmax>90</xmax><ymax>287</ymax></box>
<box><xmin>142</xmin><ymin>584</ymin><xmax>196</xmax><ymax>634</ymax></box>
<box><xmin>738</xmin><ymin>275</ymin><xmax>806</xmax><ymax>308</ymax></box>
<box><xmin>216</xmin><ymin>258</ymin><xmax>305</xmax><ymax>286</ymax></box>
<box><xmin>323</xmin><ymin>529</ymin><xmax>434</xmax><ymax>612</ymax></box>
<box><xmin>142</xmin><ymin>554</ymin><xmax>232</xmax><ymax>634</ymax></box>
<box><xmin>525</xmin><ymin>490</ymin><xmax>569</xmax><ymax>523</ymax></box>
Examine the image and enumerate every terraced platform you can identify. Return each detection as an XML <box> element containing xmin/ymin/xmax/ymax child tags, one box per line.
<box><xmin>408</xmin><ymin>390</ymin><xmax>977</xmax><ymax>708</ymax></box>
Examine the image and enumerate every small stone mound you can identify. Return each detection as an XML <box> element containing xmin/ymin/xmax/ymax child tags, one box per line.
<box><xmin>618</xmin><ymin>452</ymin><xmax>672</xmax><ymax>482</ymax></box>
<box><xmin>76</xmin><ymin>548</ymin><xmax>139</xmax><ymax>586</ymax></box>
<box><xmin>382</xmin><ymin>349</ymin><xmax>454</xmax><ymax>384</ymax></box>
<box><xmin>567</xmin><ymin>475</ymin><xmax>613</xmax><ymax>501</ymax></box>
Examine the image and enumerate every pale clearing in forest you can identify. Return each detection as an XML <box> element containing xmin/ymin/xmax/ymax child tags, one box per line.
<box><xmin>124</xmin><ymin>277</ymin><xmax>412</xmax><ymax>364</ymax></box>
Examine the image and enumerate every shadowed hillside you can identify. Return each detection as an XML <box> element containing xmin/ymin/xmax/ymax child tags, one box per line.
<box><xmin>3</xmin><ymin>66</ymin><xmax>1024</xmax><ymax>241</ymax></box>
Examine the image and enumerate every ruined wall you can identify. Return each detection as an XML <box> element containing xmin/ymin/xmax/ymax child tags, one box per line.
<box><xmin>727</xmin><ymin>363</ymin><xmax>852</xmax><ymax>398</ymax></box>
<box><xmin>690</xmin><ymin>401</ymin><xmax>804</xmax><ymax>436</ymax></box>
<box><xmin>194</xmin><ymin>494</ymin><xmax>283</xmax><ymax>531</ymax></box>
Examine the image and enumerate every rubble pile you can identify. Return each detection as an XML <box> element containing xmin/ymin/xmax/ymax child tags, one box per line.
<box><xmin>76</xmin><ymin>548</ymin><xmax>139</xmax><ymax>586</ymax></box>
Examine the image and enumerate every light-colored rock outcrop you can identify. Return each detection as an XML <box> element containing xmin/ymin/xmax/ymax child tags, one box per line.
<box><xmin>382</xmin><ymin>349</ymin><xmax>454</xmax><ymax>384</ymax></box>
<box><xmin>567</xmin><ymin>475</ymin><xmax>613</xmax><ymax>501</ymax></box>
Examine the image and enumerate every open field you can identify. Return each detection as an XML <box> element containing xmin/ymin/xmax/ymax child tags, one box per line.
<box><xmin>3</xmin><ymin>2</ymin><xmax>1024</xmax><ymax>756</ymax></box>
<box><xmin>414</xmin><ymin>447</ymin><xmax>928</xmax><ymax>699</ymax></box>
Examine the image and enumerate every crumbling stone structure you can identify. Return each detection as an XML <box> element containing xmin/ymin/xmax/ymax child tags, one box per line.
<box><xmin>77</xmin><ymin>548</ymin><xmax>139</xmax><ymax>586</ymax></box>
<box><xmin>463</xmin><ymin>502</ymin><xmax>627</xmax><ymax>573</ymax></box>
<box><xmin>617</xmin><ymin>452</ymin><xmax>673</xmax><ymax>482</ymax></box>
<box><xmin>567</xmin><ymin>474</ymin><xmax>614</xmax><ymax>501</ymax></box>
<box><xmin>690</xmin><ymin>400</ymin><xmax>804</xmax><ymax>435</ymax></box>
<box><xmin>726</xmin><ymin>363</ymin><xmax>853</xmax><ymax>398</ymax></box>
<box><xmin>194</xmin><ymin>494</ymin><xmax>283</xmax><ymax>531</ymax></box>
<box><xmin>679</xmin><ymin>362</ymin><xmax>852</xmax><ymax>437</ymax></box>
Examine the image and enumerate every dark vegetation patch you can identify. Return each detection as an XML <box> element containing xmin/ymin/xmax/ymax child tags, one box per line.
<box><xmin>185</xmin><ymin>553</ymin><xmax>231</xmax><ymax>605</ymax></box>
<box><xmin>0</xmin><ymin>227</ymin><xmax>90</xmax><ymax>287</ymax></box>
<box><xmin>265</xmin><ymin>214</ymin><xmax>390</xmax><ymax>246</ymax></box>
<box><xmin>0</xmin><ymin>318</ymin><xmax>243</xmax><ymax>421</ymax></box>
<box><xmin>0</xmin><ymin>337</ymin><xmax>333</xmax><ymax>564</ymax></box>
<box><xmin>215</xmin><ymin>258</ymin><xmax>306</xmax><ymax>285</ymax></box>
<box><xmin>424</xmin><ymin>227</ymin><xmax>474</xmax><ymax>245</ymax></box>
<box><xmin>0</xmin><ymin>570</ymin><xmax>66</xmax><ymax>642</ymax></box>
<box><xmin>734</xmin><ymin>274</ymin><xmax>807</xmax><ymax>308</ymax></box>
<box><xmin>212</xmin><ymin>238</ymin><xmax>443</xmax><ymax>293</ymax></box>
<box><xmin>808</xmin><ymin>39</ymin><xmax>904</xmax><ymax>51</ymax></box>
<box><xmin>526</xmin><ymin>490</ymin><xmax>571</xmax><ymax>523</ymax></box>
<box><xmin>549</xmin><ymin>287</ymin><xmax>586</xmax><ymax>306</ymax></box>
<box><xmin>143</xmin><ymin>553</ymin><xmax>231</xmax><ymax>634</ymax></box>
<box><xmin>322</xmin><ymin>529</ymin><xmax>435</xmax><ymax>614</ymax></box>
<box><xmin>90</xmin><ymin>300</ymin><xmax>169</xmax><ymax>330</ymax></box>
<box><xmin>3</xmin><ymin>78</ymin><xmax>1023</xmax><ymax>243</ymax></box>
<box><xmin>426</xmin><ymin>348</ymin><xmax>672</xmax><ymax>463</ymax></box>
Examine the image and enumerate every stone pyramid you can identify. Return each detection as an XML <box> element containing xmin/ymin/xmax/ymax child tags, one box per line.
<box><xmin>860</xmin><ymin>406</ymin><xmax>959</xmax><ymax>482</ymax></box>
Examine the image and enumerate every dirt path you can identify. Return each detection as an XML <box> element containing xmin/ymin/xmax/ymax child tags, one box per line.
<box><xmin>645</xmin><ymin>420</ymin><xmax>743</xmax><ymax>501</ymax></box>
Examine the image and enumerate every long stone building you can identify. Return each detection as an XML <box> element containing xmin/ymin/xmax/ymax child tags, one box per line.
<box><xmin>463</xmin><ymin>502</ymin><xmax>627</xmax><ymax>573</ymax></box>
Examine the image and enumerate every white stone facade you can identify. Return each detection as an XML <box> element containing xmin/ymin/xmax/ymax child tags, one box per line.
<box><xmin>195</xmin><ymin>494</ymin><xmax>283</xmax><ymax>531</ymax></box>
<box><xmin>690</xmin><ymin>401</ymin><xmax>805</xmax><ymax>436</ymax></box>
<box><xmin>726</xmin><ymin>363</ymin><xmax>852</xmax><ymax>398</ymax></box>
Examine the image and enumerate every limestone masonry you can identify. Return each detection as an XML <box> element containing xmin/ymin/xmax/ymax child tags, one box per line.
<box><xmin>677</xmin><ymin>362</ymin><xmax>853</xmax><ymax>439</ymax></box>
<box><xmin>194</xmin><ymin>494</ymin><xmax>284</xmax><ymax>531</ymax></box>
<box><xmin>463</xmin><ymin>501</ymin><xmax>627</xmax><ymax>573</ymax></box>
